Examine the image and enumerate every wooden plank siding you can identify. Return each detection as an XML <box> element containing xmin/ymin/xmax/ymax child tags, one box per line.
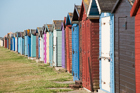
<box><xmin>113</xmin><ymin>0</ymin><xmax>135</xmax><ymax>93</ymax></box>
<box><xmin>79</xmin><ymin>21</ymin><xmax>82</xmax><ymax>81</ymax></box>
<box><xmin>135</xmin><ymin>7</ymin><xmax>140</xmax><ymax>93</ymax></box>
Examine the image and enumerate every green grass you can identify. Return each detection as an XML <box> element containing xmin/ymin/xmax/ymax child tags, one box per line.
<box><xmin>0</xmin><ymin>47</ymin><xmax>73</xmax><ymax>93</ymax></box>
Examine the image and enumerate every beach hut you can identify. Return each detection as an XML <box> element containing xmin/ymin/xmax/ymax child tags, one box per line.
<box><xmin>15</xmin><ymin>32</ymin><xmax>18</xmax><ymax>52</ymax></box>
<box><xmin>7</xmin><ymin>33</ymin><xmax>10</xmax><ymax>49</ymax></box>
<box><xmin>0</xmin><ymin>37</ymin><xmax>4</xmax><ymax>47</ymax></box>
<box><xmin>38</xmin><ymin>30</ymin><xmax>44</xmax><ymax>61</ymax></box>
<box><xmin>46</xmin><ymin>24</ymin><xmax>53</xmax><ymax>63</ymax></box>
<box><xmin>95</xmin><ymin>0</ymin><xmax>117</xmax><ymax>93</ymax></box>
<box><xmin>61</xmin><ymin>17</ymin><xmax>67</xmax><ymax>69</ymax></box>
<box><xmin>43</xmin><ymin>25</ymin><xmax>47</xmax><ymax>64</ymax></box>
<box><xmin>65</xmin><ymin>13</ymin><xmax>73</xmax><ymax>73</ymax></box>
<box><xmin>27</xmin><ymin>29</ymin><xmax>31</xmax><ymax>57</ymax></box>
<box><xmin>71</xmin><ymin>5</ymin><xmax>81</xmax><ymax>81</ymax></box>
<box><xmin>79</xmin><ymin>19</ymin><xmax>82</xmax><ymax>82</ymax></box>
<box><xmin>10</xmin><ymin>36</ymin><xmax>12</xmax><ymax>50</ymax></box>
<box><xmin>4</xmin><ymin>36</ymin><xmax>7</xmax><ymax>48</ymax></box>
<box><xmin>30</xmin><ymin>29</ymin><xmax>36</xmax><ymax>58</ymax></box>
<box><xmin>49</xmin><ymin>27</ymin><xmax>54</xmax><ymax>66</ymax></box>
<box><xmin>36</xmin><ymin>27</ymin><xmax>42</xmax><ymax>59</ymax></box>
<box><xmin>12</xmin><ymin>33</ymin><xmax>15</xmax><ymax>51</ymax></box>
<box><xmin>36</xmin><ymin>31</ymin><xmax>39</xmax><ymax>59</ymax></box>
<box><xmin>18</xmin><ymin>32</ymin><xmax>22</xmax><ymax>53</ymax></box>
<box><xmin>52</xmin><ymin>20</ymin><xmax>63</xmax><ymax>67</ymax></box>
<box><xmin>111</xmin><ymin>0</ymin><xmax>135</xmax><ymax>93</ymax></box>
<box><xmin>20</xmin><ymin>32</ymin><xmax>25</xmax><ymax>55</ymax></box>
<box><xmin>79</xmin><ymin>0</ymin><xmax>99</xmax><ymax>91</ymax></box>
<box><xmin>130</xmin><ymin>0</ymin><xmax>140</xmax><ymax>92</ymax></box>
<box><xmin>8</xmin><ymin>32</ymin><xmax>13</xmax><ymax>50</ymax></box>
<box><xmin>24</xmin><ymin>30</ymin><xmax>28</xmax><ymax>56</ymax></box>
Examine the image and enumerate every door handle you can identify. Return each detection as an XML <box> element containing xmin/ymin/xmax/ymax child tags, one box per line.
<box><xmin>99</xmin><ymin>56</ymin><xmax>110</xmax><ymax>62</ymax></box>
<box><xmin>73</xmin><ymin>50</ymin><xmax>75</xmax><ymax>54</ymax></box>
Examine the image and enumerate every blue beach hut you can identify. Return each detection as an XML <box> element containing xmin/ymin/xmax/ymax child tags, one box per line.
<box><xmin>20</xmin><ymin>32</ymin><xmax>25</xmax><ymax>55</ymax></box>
<box><xmin>12</xmin><ymin>33</ymin><xmax>15</xmax><ymax>51</ymax></box>
<box><xmin>24</xmin><ymin>30</ymin><xmax>28</xmax><ymax>56</ymax></box>
<box><xmin>30</xmin><ymin>29</ymin><xmax>36</xmax><ymax>58</ymax></box>
<box><xmin>27</xmin><ymin>29</ymin><xmax>31</xmax><ymax>57</ymax></box>
<box><xmin>71</xmin><ymin>5</ymin><xmax>81</xmax><ymax>81</ymax></box>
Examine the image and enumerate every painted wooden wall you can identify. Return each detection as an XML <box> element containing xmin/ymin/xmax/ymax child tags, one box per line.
<box><xmin>49</xmin><ymin>32</ymin><xmax>53</xmax><ymax>66</ymax></box>
<box><xmin>43</xmin><ymin>34</ymin><xmax>47</xmax><ymax>63</ymax></box>
<box><xmin>57</xmin><ymin>30</ymin><xmax>62</xmax><ymax>66</ymax></box>
<box><xmin>113</xmin><ymin>0</ymin><xmax>135</xmax><ymax>92</ymax></box>
<box><xmin>31</xmin><ymin>34</ymin><xmax>36</xmax><ymax>57</ymax></box>
<box><xmin>62</xmin><ymin>23</ymin><xmax>65</xmax><ymax>68</ymax></box>
<box><xmin>134</xmin><ymin>4</ymin><xmax>140</xmax><ymax>93</ymax></box>
<box><xmin>15</xmin><ymin>37</ymin><xmax>17</xmax><ymax>52</ymax></box>
<box><xmin>53</xmin><ymin>30</ymin><xmax>57</xmax><ymax>66</ymax></box>
<box><xmin>25</xmin><ymin>36</ymin><xmax>28</xmax><ymax>56</ymax></box>
<box><xmin>72</xmin><ymin>24</ymin><xmax>80</xmax><ymax>81</ymax></box>
<box><xmin>47</xmin><ymin>32</ymin><xmax>50</xmax><ymax>63</ymax></box>
<box><xmin>99</xmin><ymin>13</ymin><xmax>114</xmax><ymax>93</ymax></box>
<box><xmin>40</xmin><ymin>36</ymin><xmax>44</xmax><ymax>61</ymax></box>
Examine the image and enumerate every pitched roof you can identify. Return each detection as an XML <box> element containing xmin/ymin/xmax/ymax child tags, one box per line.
<box><xmin>61</xmin><ymin>17</ymin><xmax>67</xmax><ymax>29</ymax></box>
<box><xmin>111</xmin><ymin>0</ymin><xmax>135</xmax><ymax>13</ymax></box>
<box><xmin>42</xmin><ymin>24</ymin><xmax>47</xmax><ymax>34</ymax></box>
<box><xmin>37</xmin><ymin>27</ymin><xmax>43</xmax><ymax>31</ymax></box>
<box><xmin>53</xmin><ymin>20</ymin><xmax>63</xmax><ymax>30</ymax></box>
<box><xmin>75</xmin><ymin>5</ymin><xmax>81</xmax><ymax>15</ymax></box>
<box><xmin>128</xmin><ymin>0</ymin><xmax>135</xmax><ymax>5</ymax></box>
<box><xmin>80</xmin><ymin>0</ymin><xmax>99</xmax><ymax>19</ymax></box>
<box><xmin>68</xmin><ymin>13</ymin><xmax>73</xmax><ymax>23</ymax></box>
<box><xmin>30</xmin><ymin>29</ymin><xmax>36</xmax><ymax>35</ymax></box>
<box><xmin>0</xmin><ymin>37</ymin><xmax>3</xmax><ymax>40</ymax></box>
<box><xmin>66</xmin><ymin>13</ymin><xmax>73</xmax><ymax>25</ymax></box>
<box><xmin>21</xmin><ymin>32</ymin><xmax>24</xmax><ymax>37</ymax></box>
<box><xmin>130</xmin><ymin>0</ymin><xmax>140</xmax><ymax>16</ymax></box>
<box><xmin>24</xmin><ymin>30</ymin><xmax>27</xmax><ymax>36</ymax></box>
<box><xmin>96</xmin><ymin>0</ymin><xmax>117</xmax><ymax>13</ymax></box>
<box><xmin>72</xmin><ymin>5</ymin><xmax>81</xmax><ymax>22</ymax></box>
<box><xmin>83</xmin><ymin>0</ymin><xmax>90</xmax><ymax>14</ymax></box>
<box><xmin>47</xmin><ymin>24</ymin><xmax>53</xmax><ymax>31</ymax></box>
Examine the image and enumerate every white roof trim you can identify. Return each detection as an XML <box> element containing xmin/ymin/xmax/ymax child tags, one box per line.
<box><xmin>87</xmin><ymin>0</ymin><xmax>92</xmax><ymax>17</ymax></box>
<box><xmin>95</xmin><ymin>0</ymin><xmax>101</xmax><ymax>14</ymax></box>
<box><xmin>75</xmin><ymin>6</ymin><xmax>80</xmax><ymax>17</ymax></box>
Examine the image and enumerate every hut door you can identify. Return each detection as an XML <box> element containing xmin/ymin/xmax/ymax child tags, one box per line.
<box><xmin>72</xmin><ymin>24</ymin><xmax>79</xmax><ymax>81</ymax></box>
<box><xmin>36</xmin><ymin>36</ymin><xmax>38</xmax><ymax>59</ymax></box>
<box><xmin>38</xmin><ymin>37</ymin><xmax>40</xmax><ymax>58</ymax></box>
<box><xmin>40</xmin><ymin>38</ymin><xmax>43</xmax><ymax>60</ymax></box>
<box><xmin>101</xmin><ymin>17</ymin><xmax>110</xmax><ymax>92</ymax></box>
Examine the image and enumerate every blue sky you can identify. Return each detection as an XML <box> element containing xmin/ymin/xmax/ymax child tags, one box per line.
<box><xmin>0</xmin><ymin>0</ymin><xmax>82</xmax><ymax>37</ymax></box>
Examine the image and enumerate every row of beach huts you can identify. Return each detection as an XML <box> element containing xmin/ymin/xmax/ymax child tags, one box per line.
<box><xmin>0</xmin><ymin>0</ymin><xmax>140</xmax><ymax>93</ymax></box>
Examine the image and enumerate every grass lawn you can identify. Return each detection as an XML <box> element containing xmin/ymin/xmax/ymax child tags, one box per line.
<box><xmin>0</xmin><ymin>47</ymin><xmax>73</xmax><ymax>93</ymax></box>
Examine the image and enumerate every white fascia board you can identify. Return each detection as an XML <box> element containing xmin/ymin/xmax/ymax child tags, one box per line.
<box><xmin>95</xmin><ymin>0</ymin><xmax>101</xmax><ymax>14</ymax></box>
<box><xmin>87</xmin><ymin>0</ymin><xmax>92</xmax><ymax>17</ymax></box>
<box><xmin>75</xmin><ymin>7</ymin><xmax>80</xmax><ymax>17</ymax></box>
